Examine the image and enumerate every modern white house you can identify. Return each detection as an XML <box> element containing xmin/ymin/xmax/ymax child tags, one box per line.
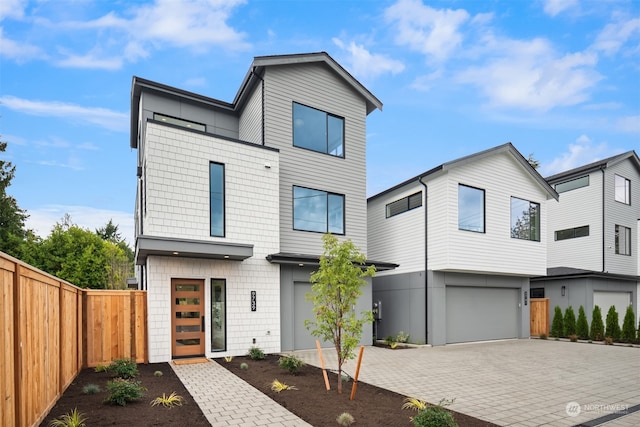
<box><xmin>129</xmin><ymin>52</ymin><xmax>396</xmax><ymax>362</ymax></box>
<box><xmin>367</xmin><ymin>143</ymin><xmax>559</xmax><ymax>345</ymax></box>
<box><xmin>531</xmin><ymin>151</ymin><xmax>640</xmax><ymax>327</ymax></box>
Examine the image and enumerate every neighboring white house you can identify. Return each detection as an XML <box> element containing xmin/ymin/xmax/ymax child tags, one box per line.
<box><xmin>367</xmin><ymin>143</ymin><xmax>559</xmax><ymax>345</ymax></box>
<box><xmin>531</xmin><ymin>151</ymin><xmax>640</xmax><ymax>328</ymax></box>
<box><xmin>129</xmin><ymin>52</ymin><xmax>396</xmax><ymax>362</ymax></box>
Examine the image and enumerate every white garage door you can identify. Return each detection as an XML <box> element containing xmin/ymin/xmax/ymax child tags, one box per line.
<box><xmin>293</xmin><ymin>283</ymin><xmax>331</xmax><ymax>350</ymax></box>
<box><xmin>446</xmin><ymin>286</ymin><xmax>519</xmax><ymax>344</ymax></box>
<box><xmin>594</xmin><ymin>291</ymin><xmax>631</xmax><ymax>327</ymax></box>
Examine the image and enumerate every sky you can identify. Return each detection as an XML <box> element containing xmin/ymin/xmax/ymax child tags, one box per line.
<box><xmin>1</xmin><ymin>0</ymin><xmax>639</xmax><ymax>246</ymax></box>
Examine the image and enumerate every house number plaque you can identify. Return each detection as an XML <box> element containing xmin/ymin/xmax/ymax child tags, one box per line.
<box><xmin>251</xmin><ymin>291</ymin><xmax>257</xmax><ymax>311</ymax></box>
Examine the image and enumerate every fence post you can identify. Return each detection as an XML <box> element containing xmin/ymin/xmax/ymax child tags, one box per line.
<box><xmin>12</xmin><ymin>262</ymin><xmax>22</xmax><ymax>427</ymax></box>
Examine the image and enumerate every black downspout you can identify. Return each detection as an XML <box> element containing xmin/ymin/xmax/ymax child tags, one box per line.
<box><xmin>601</xmin><ymin>166</ymin><xmax>606</xmax><ymax>272</ymax></box>
<box><xmin>418</xmin><ymin>177</ymin><xmax>428</xmax><ymax>344</ymax></box>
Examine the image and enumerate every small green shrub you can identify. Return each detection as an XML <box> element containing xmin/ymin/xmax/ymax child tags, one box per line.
<box><xmin>605</xmin><ymin>306</ymin><xmax>621</xmax><ymax>342</ymax></box>
<box><xmin>270</xmin><ymin>379</ymin><xmax>297</xmax><ymax>392</ymax></box>
<box><xmin>240</xmin><ymin>362</ymin><xmax>249</xmax><ymax>370</ymax></box>
<box><xmin>248</xmin><ymin>346</ymin><xmax>265</xmax><ymax>360</ymax></box>
<box><xmin>396</xmin><ymin>331</ymin><xmax>410</xmax><ymax>343</ymax></box>
<box><xmin>94</xmin><ymin>364</ymin><xmax>108</xmax><ymax>373</ymax></box>
<box><xmin>563</xmin><ymin>306</ymin><xmax>576</xmax><ymax>336</ymax></box>
<box><xmin>107</xmin><ymin>358</ymin><xmax>138</xmax><ymax>379</ymax></box>
<box><xmin>104</xmin><ymin>378</ymin><xmax>146</xmax><ymax>406</ymax></box>
<box><xmin>551</xmin><ymin>306</ymin><xmax>564</xmax><ymax>338</ymax></box>
<box><xmin>82</xmin><ymin>384</ymin><xmax>101</xmax><ymax>395</ymax></box>
<box><xmin>590</xmin><ymin>305</ymin><xmax>604</xmax><ymax>341</ymax></box>
<box><xmin>411</xmin><ymin>399</ymin><xmax>458</xmax><ymax>427</ymax></box>
<box><xmin>48</xmin><ymin>408</ymin><xmax>86</xmax><ymax>427</ymax></box>
<box><xmin>576</xmin><ymin>306</ymin><xmax>589</xmax><ymax>340</ymax></box>
<box><xmin>150</xmin><ymin>392</ymin><xmax>184</xmax><ymax>408</ymax></box>
<box><xmin>621</xmin><ymin>305</ymin><xmax>636</xmax><ymax>343</ymax></box>
<box><xmin>278</xmin><ymin>354</ymin><xmax>305</xmax><ymax>374</ymax></box>
<box><xmin>336</xmin><ymin>412</ymin><xmax>355</xmax><ymax>426</ymax></box>
<box><xmin>384</xmin><ymin>335</ymin><xmax>395</xmax><ymax>346</ymax></box>
<box><xmin>154</xmin><ymin>370</ymin><xmax>163</xmax><ymax>377</ymax></box>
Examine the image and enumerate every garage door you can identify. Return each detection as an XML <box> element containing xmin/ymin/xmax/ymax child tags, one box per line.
<box><xmin>594</xmin><ymin>291</ymin><xmax>631</xmax><ymax>327</ymax></box>
<box><xmin>293</xmin><ymin>282</ymin><xmax>331</xmax><ymax>350</ymax></box>
<box><xmin>446</xmin><ymin>286</ymin><xmax>519</xmax><ymax>344</ymax></box>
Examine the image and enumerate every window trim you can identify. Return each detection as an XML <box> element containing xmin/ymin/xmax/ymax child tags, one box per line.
<box><xmin>555</xmin><ymin>225</ymin><xmax>589</xmax><ymax>241</ymax></box>
<box><xmin>555</xmin><ymin>175</ymin><xmax>589</xmax><ymax>193</ymax></box>
<box><xmin>614</xmin><ymin>174</ymin><xmax>631</xmax><ymax>205</ymax></box>
<box><xmin>292</xmin><ymin>102</ymin><xmax>345</xmax><ymax>158</ymax></box>
<box><xmin>615</xmin><ymin>224</ymin><xmax>631</xmax><ymax>256</ymax></box>
<box><xmin>458</xmin><ymin>184</ymin><xmax>486</xmax><ymax>233</ymax></box>
<box><xmin>385</xmin><ymin>191</ymin><xmax>423</xmax><ymax>218</ymax></box>
<box><xmin>209</xmin><ymin>162</ymin><xmax>225</xmax><ymax>237</ymax></box>
<box><xmin>510</xmin><ymin>197</ymin><xmax>541</xmax><ymax>242</ymax></box>
<box><xmin>292</xmin><ymin>185</ymin><xmax>345</xmax><ymax>234</ymax></box>
<box><xmin>154</xmin><ymin>113</ymin><xmax>206</xmax><ymax>132</ymax></box>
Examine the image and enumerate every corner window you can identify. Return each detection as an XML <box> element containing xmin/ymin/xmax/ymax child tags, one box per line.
<box><xmin>555</xmin><ymin>175</ymin><xmax>589</xmax><ymax>193</ymax></box>
<box><xmin>293</xmin><ymin>103</ymin><xmax>344</xmax><ymax>157</ymax></box>
<box><xmin>154</xmin><ymin>113</ymin><xmax>205</xmax><ymax>132</ymax></box>
<box><xmin>386</xmin><ymin>192</ymin><xmax>422</xmax><ymax>218</ymax></box>
<box><xmin>511</xmin><ymin>197</ymin><xmax>540</xmax><ymax>241</ymax></box>
<box><xmin>210</xmin><ymin>163</ymin><xmax>224</xmax><ymax>237</ymax></box>
<box><xmin>555</xmin><ymin>225</ymin><xmax>589</xmax><ymax>241</ymax></box>
<box><xmin>614</xmin><ymin>174</ymin><xmax>630</xmax><ymax>204</ymax></box>
<box><xmin>615</xmin><ymin>225</ymin><xmax>631</xmax><ymax>255</ymax></box>
<box><xmin>458</xmin><ymin>185</ymin><xmax>485</xmax><ymax>232</ymax></box>
<box><xmin>293</xmin><ymin>186</ymin><xmax>344</xmax><ymax>234</ymax></box>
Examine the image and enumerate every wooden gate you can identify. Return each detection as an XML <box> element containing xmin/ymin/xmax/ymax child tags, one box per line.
<box><xmin>530</xmin><ymin>298</ymin><xmax>549</xmax><ymax>336</ymax></box>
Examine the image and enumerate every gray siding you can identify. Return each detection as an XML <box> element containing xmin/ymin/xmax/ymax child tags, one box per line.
<box><xmin>239</xmin><ymin>81</ymin><xmax>263</xmax><ymax>144</ymax></box>
<box><xmin>262</xmin><ymin>64</ymin><xmax>369</xmax><ymax>255</ymax></box>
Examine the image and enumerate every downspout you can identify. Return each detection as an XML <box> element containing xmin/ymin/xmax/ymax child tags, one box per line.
<box><xmin>418</xmin><ymin>176</ymin><xmax>428</xmax><ymax>344</ymax></box>
<box><xmin>601</xmin><ymin>166</ymin><xmax>606</xmax><ymax>272</ymax></box>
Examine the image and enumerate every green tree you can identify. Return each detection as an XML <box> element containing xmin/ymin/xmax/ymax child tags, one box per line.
<box><xmin>563</xmin><ymin>306</ymin><xmax>576</xmax><ymax>336</ymax></box>
<box><xmin>620</xmin><ymin>305</ymin><xmax>636</xmax><ymax>343</ymax></box>
<box><xmin>605</xmin><ymin>306</ymin><xmax>621</xmax><ymax>341</ymax></box>
<box><xmin>550</xmin><ymin>306</ymin><xmax>564</xmax><ymax>338</ymax></box>
<box><xmin>305</xmin><ymin>233</ymin><xmax>375</xmax><ymax>394</ymax></box>
<box><xmin>0</xmin><ymin>139</ymin><xmax>30</xmax><ymax>257</ymax></box>
<box><xmin>590</xmin><ymin>305</ymin><xmax>604</xmax><ymax>341</ymax></box>
<box><xmin>576</xmin><ymin>306</ymin><xmax>589</xmax><ymax>340</ymax></box>
<box><xmin>96</xmin><ymin>219</ymin><xmax>134</xmax><ymax>288</ymax></box>
<box><xmin>526</xmin><ymin>153</ymin><xmax>540</xmax><ymax>169</ymax></box>
<box><xmin>96</xmin><ymin>219</ymin><xmax>122</xmax><ymax>242</ymax></box>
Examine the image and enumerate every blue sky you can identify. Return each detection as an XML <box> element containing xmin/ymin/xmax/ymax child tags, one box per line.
<box><xmin>1</xmin><ymin>0</ymin><xmax>638</xmax><ymax>245</ymax></box>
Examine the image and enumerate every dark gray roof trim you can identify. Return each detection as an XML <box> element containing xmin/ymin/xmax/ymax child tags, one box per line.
<box><xmin>369</xmin><ymin>142</ymin><xmax>559</xmax><ymax>202</ymax></box>
<box><xmin>545</xmin><ymin>150</ymin><xmax>640</xmax><ymax>183</ymax></box>
<box><xmin>266</xmin><ymin>252</ymin><xmax>399</xmax><ymax>271</ymax></box>
<box><xmin>531</xmin><ymin>266</ymin><xmax>640</xmax><ymax>282</ymax></box>
<box><xmin>136</xmin><ymin>235</ymin><xmax>253</xmax><ymax>265</ymax></box>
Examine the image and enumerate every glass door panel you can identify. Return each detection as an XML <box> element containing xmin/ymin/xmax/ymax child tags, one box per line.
<box><xmin>211</xmin><ymin>279</ymin><xmax>226</xmax><ymax>352</ymax></box>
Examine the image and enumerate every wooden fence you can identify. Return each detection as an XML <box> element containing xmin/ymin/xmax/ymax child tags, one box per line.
<box><xmin>530</xmin><ymin>298</ymin><xmax>550</xmax><ymax>336</ymax></box>
<box><xmin>0</xmin><ymin>252</ymin><xmax>147</xmax><ymax>427</ymax></box>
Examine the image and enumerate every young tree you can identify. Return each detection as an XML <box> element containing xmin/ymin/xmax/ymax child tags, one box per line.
<box><xmin>550</xmin><ymin>306</ymin><xmax>564</xmax><ymax>338</ymax></box>
<box><xmin>305</xmin><ymin>233</ymin><xmax>375</xmax><ymax>394</ymax></box>
<box><xmin>563</xmin><ymin>306</ymin><xmax>576</xmax><ymax>336</ymax></box>
<box><xmin>605</xmin><ymin>306</ymin><xmax>621</xmax><ymax>341</ymax></box>
<box><xmin>590</xmin><ymin>305</ymin><xmax>604</xmax><ymax>341</ymax></box>
<box><xmin>620</xmin><ymin>305</ymin><xmax>636</xmax><ymax>343</ymax></box>
<box><xmin>576</xmin><ymin>306</ymin><xmax>589</xmax><ymax>340</ymax></box>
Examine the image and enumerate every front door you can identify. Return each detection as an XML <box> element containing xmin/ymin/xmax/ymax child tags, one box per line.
<box><xmin>171</xmin><ymin>278</ymin><xmax>205</xmax><ymax>357</ymax></box>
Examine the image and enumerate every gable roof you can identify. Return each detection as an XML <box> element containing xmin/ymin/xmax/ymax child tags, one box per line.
<box><xmin>545</xmin><ymin>150</ymin><xmax>640</xmax><ymax>183</ymax></box>
<box><xmin>368</xmin><ymin>142</ymin><xmax>559</xmax><ymax>201</ymax></box>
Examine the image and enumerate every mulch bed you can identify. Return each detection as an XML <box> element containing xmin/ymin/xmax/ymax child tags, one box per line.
<box><xmin>218</xmin><ymin>354</ymin><xmax>497</xmax><ymax>427</ymax></box>
<box><xmin>40</xmin><ymin>363</ymin><xmax>210</xmax><ymax>427</ymax></box>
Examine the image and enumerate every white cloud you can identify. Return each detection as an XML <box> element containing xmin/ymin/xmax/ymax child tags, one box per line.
<box><xmin>0</xmin><ymin>28</ymin><xmax>46</xmax><ymax>62</ymax></box>
<box><xmin>25</xmin><ymin>205</ymin><xmax>135</xmax><ymax>246</ymax></box>
<box><xmin>0</xmin><ymin>95</ymin><xmax>128</xmax><ymax>132</ymax></box>
<box><xmin>385</xmin><ymin>0</ymin><xmax>469</xmax><ymax>62</ymax></box>
<box><xmin>55</xmin><ymin>50</ymin><xmax>123</xmax><ymax>70</ymax></box>
<box><xmin>592</xmin><ymin>16</ymin><xmax>640</xmax><ymax>56</ymax></box>
<box><xmin>542</xmin><ymin>0</ymin><xmax>578</xmax><ymax>17</ymax></box>
<box><xmin>616</xmin><ymin>115</ymin><xmax>640</xmax><ymax>133</ymax></box>
<box><xmin>332</xmin><ymin>38</ymin><xmax>405</xmax><ymax>80</ymax></box>
<box><xmin>539</xmin><ymin>137</ymin><xmax>623</xmax><ymax>176</ymax></box>
<box><xmin>0</xmin><ymin>0</ymin><xmax>26</xmax><ymax>21</ymax></box>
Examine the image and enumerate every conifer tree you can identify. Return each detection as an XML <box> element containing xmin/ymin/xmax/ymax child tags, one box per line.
<box><xmin>590</xmin><ymin>305</ymin><xmax>604</xmax><ymax>341</ymax></box>
<box><xmin>604</xmin><ymin>306</ymin><xmax>621</xmax><ymax>342</ymax></box>
<box><xmin>576</xmin><ymin>306</ymin><xmax>589</xmax><ymax>340</ymax></box>
<box><xmin>563</xmin><ymin>306</ymin><xmax>576</xmax><ymax>337</ymax></box>
<box><xmin>620</xmin><ymin>305</ymin><xmax>636</xmax><ymax>343</ymax></box>
<box><xmin>551</xmin><ymin>306</ymin><xmax>564</xmax><ymax>338</ymax></box>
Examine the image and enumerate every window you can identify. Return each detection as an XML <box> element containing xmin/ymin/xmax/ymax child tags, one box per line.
<box><xmin>293</xmin><ymin>186</ymin><xmax>344</xmax><ymax>234</ymax></box>
<box><xmin>458</xmin><ymin>185</ymin><xmax>485</xmax><ymax>232</ymax></box>
<box><xmin>386</xmin><ymin>192</ymin><xmax>422</xmax><ymax>218</ymax></box>
<box><xmin>210</xmin><ymin>163</ymin><xmax>224</xmax><ymax>237</ymax></box>
<box><xmin>154</xmin><ymin>113</ymin><xmax>205</xmax><ymax>132</ymax></box>
<box><xmin>555</xmin><ymin>225</ymin><xmax>589</xmax><ymax>241</ymax></box>
<box><xmin>511</xmin><ymin>197</ymin><xmax>540</xmax><ymax>241</ymax></box>
<box><xmin>530</xmin><ymin>288</ymin><xmax>545</xmax><ymax>298</ymax></box>
<box><xmin>211</xmin><ymin>279</ymin><xmax>226</xmax><ymax>352</ymax></box>
<box><xmin>615</xmin><ymin>225</ymin><xmax>631</xmax><ymax>255</ymax></box>
<box><xmin>614</xmin><ymin>174</ymin><xmax>630</xmax><ymax>204</ymax></box>
<box><xmin>293</xmin><ymin>103</ymin><xmax>344</xmax><ymax>157</ymax></box>
<box><xmin>555</xmin><ymin>175</ymin><xmax>589</xmax><ymax>193</ymax></box>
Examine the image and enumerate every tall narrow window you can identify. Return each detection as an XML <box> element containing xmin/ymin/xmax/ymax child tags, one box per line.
<box><xmin>211</xmin><ymin>279</ymin><xmax>226</xmax><ymax>352</ymax></box>
<box><xmin>210</xmin><ymin>163</ymin><xmax>224</xmax><ymax>237</ymax></box>
<box><xmin>615</xmin><ymin>225</ymin><xmax>631</xmax><ymax>255</ymax></box>
<box><xmin>293</xmin><ymin>186</ymin><xmax>345</xmax><ymax>234</ymax></box>
<box><xmin>293</xmin><ymin>103</ymin><xmax>344</xmax><ymax>157</ymax></box>
<box><xmin>511</xmin><ymin>197</ymin><xmax>540</xmax><ymax>241</ymax></box>
<box><xmin>458</xmin><ymin>184</ymin><xmax>485</xmax><ymax>232</ymax></box>
<box><xmin>614</xmin><ymin>174</ymin><xmax>630</xmax><ymax>204</ymax></box>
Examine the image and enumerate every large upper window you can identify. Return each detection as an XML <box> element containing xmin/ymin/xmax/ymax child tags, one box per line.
<box><xmin>555</xmin><ymin>225</ymin><xmax>589</xmax><ymax>241</ymax></box>
<box><xmin>154</xmin><ymin>113</ymin><xmax>205</xmax><ymax>132</ymax></box>
<box><xmin>615</xmin><ymin>225</ymin><xmax>631</xmax><ymax>255</ymax></box>
<box><xmin>293</xmin><ymin>186</ymin><xmax>344</xmax><ymax>234</ymax></box>
<box><xmin>386</xmin><ymin>192</ymin><xmax>422</xmax><ymax>218</ymax></box>
<box><xmin>458</xmin><ymin>185</ymin><xmax>485</xmax><ymax>232</ymax></box>
<box><xmin>555</xmin><ymin>175</ymin><xmax>589</xmax><ymax>193</ymax></box>
<box><xmin>511</xmin><ymin>197</ymin><xmax>540</xmax><ymax>241</ymax></box>
<box><xmin>210</xmin><ymin>163</ymin><xmax>224</xmax><ymax>237</ymax></box>
<box><xmin>614</xmin><ymin>174</ymin><xmax>630</xmax><ymax>204</ymax></box>
<box><xmin>293</xmin><ymin>103</ymin><xmax>344</xmax><ymax>157</ymax></box>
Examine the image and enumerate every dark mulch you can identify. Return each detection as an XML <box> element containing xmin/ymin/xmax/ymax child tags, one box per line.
<box><xmin>40</xmin><ymin>363</ymin><xmax>210</xmax><ymax>427</ymax></box>
<box><xmin>218</xmin><ymin>354</ymin><xmax>498</xmax><ymax>427</ymax></box>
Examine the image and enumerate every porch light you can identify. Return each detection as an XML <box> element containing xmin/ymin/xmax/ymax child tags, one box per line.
<box><xmin>224</xmin><ymin>255</ymin><xmax>230</xmax><ymax>259</ymax></box>
<box><xmin>172</xmin><ymin>251</ymin><xmax>179</xmax><ymax>255</ymax></box>
<box><xmin>561</xmin><ymin>286</ymin><xmax>566</xmax><ymax>296</ymax></box>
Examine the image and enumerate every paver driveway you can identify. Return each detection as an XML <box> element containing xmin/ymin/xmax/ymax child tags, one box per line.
<box><xmin>294</xmin><ymin>339</ymin><xmax>640</xmax><ymax>426</ymax></box>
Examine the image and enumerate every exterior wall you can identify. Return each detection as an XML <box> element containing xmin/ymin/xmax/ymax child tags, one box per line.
<box><xmin>547</xmin><ymin>170</ymin><xmax>604</xmax><ymax>271</ymax></box>
<box><xmin>145</xmin><ymin>256</ymin><xmax>281</xmax><ymax>362</ymax></box>
<box><xmin>262</xmin><ymin>64</ymin><xmax>369</xmax><ymax>255</ymax></box>
<box><xmin>367</xmin><ymin>183</ymin><xmax>425</xmax><ymax>275</ymax></box>
<box><xmin>239</xmin><ymin>81</ymin><xmax>263</xmax><ymax>144</ymax></box>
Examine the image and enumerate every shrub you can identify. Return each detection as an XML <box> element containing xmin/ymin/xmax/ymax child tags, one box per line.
<box><xmin>605</xmin><ymin>306</ymin><xmax>621</xmax><ymax>342</ymax></box>
<box><xmin>107</xmin><ymin>358</ymin><xmax>138</xmax><ymax>379</ymax></box>
<box><xmin>563</xmin><ymin>306</ymin><xmax>576</xmax><ymax>336</ymax></box>
<box><xmin>48</xmin><ymin>408</ymin><xmax>86</xmax><ymax>427</ymax></box>
<box><xmin>576</xmin><ymin>306</ymin><xmax>589</xmax><ymax>340</ymax></box>
<box><xmin>150</xmin><ymin>392</ymin><xmax>184</xmax><ymax>408</ymax></box>
<box><xmin>248</xmin><ymin>346</ymin><xmax>265</xmax><ymax>360</ymax></box>
<box><xmin>621</xmin><ymin>305</ymin><xmax>636</xmax><ymax>343</ymax></box>
<box><xmin>82</xmin><ymin>384</ymin><xmax>101</xmax><ymax>395</ymax></box>
<box><xmin>402</xmin><ymin>397</ymin><xmax>428</xmax><ymax>411</ymax></box>
<box><xmin>551</xmin><ymin>306</ymin><xmax>564</xmax><ymax>338</ymax></box>
<box><xmin>336</xmin><ymin>412</ymin><xmax>355</xmax><ymax>426</ymax></box>
<box><xmin>153</xmin><ymin>370</ymin><xmax>163</xmax><ymax>377</ymax></box>
<box><xmin>278</xmin><ymin>354</ymin><xmax>306</xmax><ymax>374</ymax></box>
<box><xmin>411</xmin><ymin>406</ymin><xmax>458</xmax><ymax>427</ymax></box>
<box><xmin>240</xmin><ymin>362</ymin><xmax>249</xmax><ymax>370</ymax></box>
<box><xmin>396</xmin><ymin>331</ymin><xmax>410</xmax><ymax>343</ymax></box>
<box><xmin>384</xmin><ymin>335</ymin><xmax>396</xmax><ymax>347</ymax></box>
<box><xmin>104</xmin><ymin>378</ymin><xmax>146</xmax><ymax>406</ymax></box>
<box><xmin>590</xmin><ymin>305</ymin><xmax>604</xmax><ymax>341</ymax></box>
<box><xmin>94</xmin><ymin>364</ymin><xmax>108</xmax><ymax>373</ymax></box>
<box><xmin>270</xmin><ymin>379</ymin><xmax>297</xmax><ymax>392</ymax></box>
